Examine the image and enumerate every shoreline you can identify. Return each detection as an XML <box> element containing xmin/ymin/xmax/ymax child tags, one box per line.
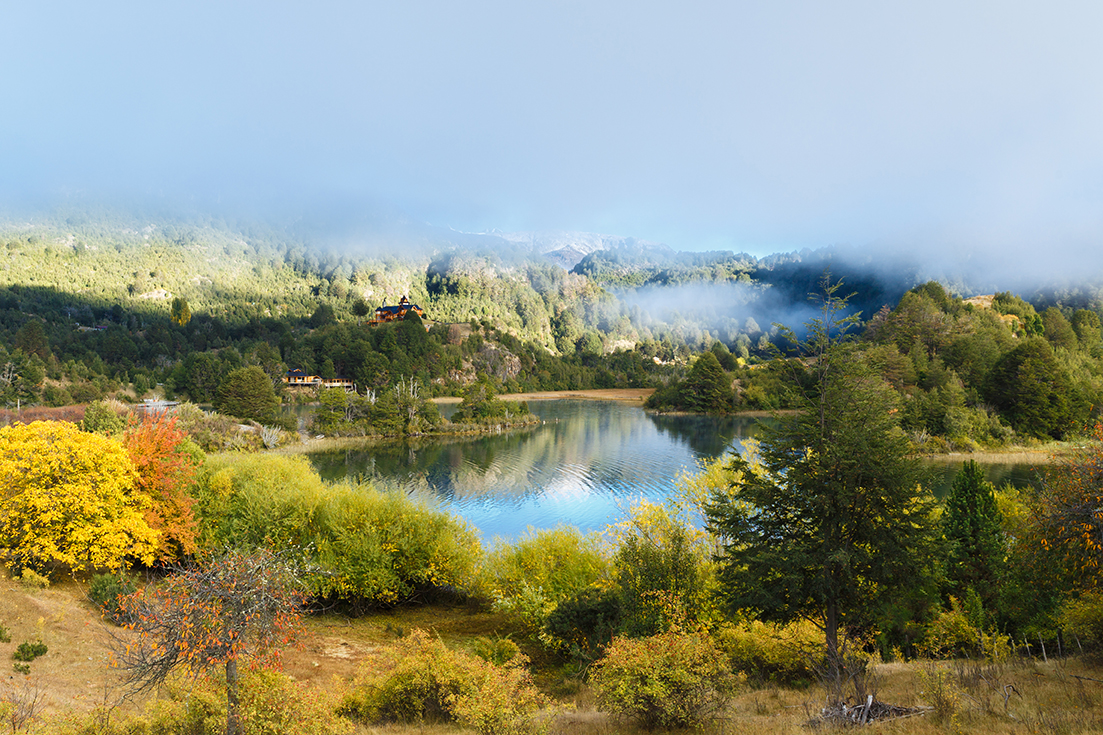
<box><xmin>431</xmin><ymin>388</ymin><xmax>656</xmax><ymax>404</ymax></box>
<box><xmin>920</xmin><ymin>449</ymin><xmax>1055</xmax><ymax>464</ymax></box>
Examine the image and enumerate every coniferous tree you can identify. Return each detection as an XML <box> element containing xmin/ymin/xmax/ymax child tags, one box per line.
<box><xmin>679</xmin><ymin>351</ymin><xmax>732</xmax><ymax>412</ymax></box>
<box><xmin>14</xmin><ymin>320</ymin><xmax>50</xmax><ymax>360</ymax></box>
<box><xmin>943</xmin><ymin>460</ymin><xmax>1004</xmax><ymax>612</ymax></box>
<box><xmin>707</xmin><ymin>279</ymin><xmax>939</xmax><ymax>676</ymax></box>
<box><xmin>214</xmin><ymin>366</ymin><xmax>279</xmax><ymax>423</ymax></box>
<box><xmin>1042</xmin><ymin>307</ymin><xmax>1077</xmax><ymax>351</ymax></box>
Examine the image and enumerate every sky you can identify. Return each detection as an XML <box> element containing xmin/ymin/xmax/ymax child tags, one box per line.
<box><xmin>4</xmin><ymin>2</ymin><xmax>1103</xmax><ymax>266</ymax></box>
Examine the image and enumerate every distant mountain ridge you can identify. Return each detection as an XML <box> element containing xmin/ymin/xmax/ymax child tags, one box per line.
<box><xmin>474</xmin><ymin>229</ymin><xmax>671</xmax><ymax>269</ymax></box>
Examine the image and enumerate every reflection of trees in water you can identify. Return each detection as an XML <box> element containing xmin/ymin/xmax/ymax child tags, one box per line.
<box><xmin>926</xmin><ymin>461</ymin><xmax>1041</xmax><ymax>500</ymax></box>
<box><xmin>645</xmin><ymin>413</ymin><xmax>770</xmax><ymax>456</ymax></box>
<box><xmin>303</xmin><ymin>401</ymin><xmax>769</xmax><ymax>507</ymax></box>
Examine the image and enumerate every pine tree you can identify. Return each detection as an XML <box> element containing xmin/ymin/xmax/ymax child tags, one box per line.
<box><xmin>679</xmin><ymin>351</ymin><xmax>732</xmax><ymax>412</ymax></box>
<box><xmin>706</xmin><ymin>279</ymin><xmax>939</xmax><ymax>678</ymax></box>
<box><xmin>942</xmin><ymin>460</ymin><xmax>1004</xmax><ymax>612</ymax></box>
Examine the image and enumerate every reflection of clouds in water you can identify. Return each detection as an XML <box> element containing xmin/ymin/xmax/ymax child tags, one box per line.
<box><xmin>538</xmin><ymin>464</ymin><xmax>597</xmax><ymax>501</ymax></box>
<box><xmin>305</xmin><ymin>401</ymin><xmax>754</xmax><ymax>540</ymax></box>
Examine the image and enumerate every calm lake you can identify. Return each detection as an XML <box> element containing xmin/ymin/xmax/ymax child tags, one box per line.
<box><xmin>300</xmin><ymin>400</ymin><xmax>1041</xmax><ymax>542</ymax></box>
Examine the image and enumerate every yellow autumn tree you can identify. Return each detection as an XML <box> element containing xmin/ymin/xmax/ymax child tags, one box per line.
<box><xmin>0</xmin><ymin>421</ymin><xmax>158</xmax><ymax>573</ymax></box>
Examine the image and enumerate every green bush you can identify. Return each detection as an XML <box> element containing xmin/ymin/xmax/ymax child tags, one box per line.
<box><xmin>312</xmin><ymin>483</ymin><xmax>482</xmax><ymax>604</ymax></box>
<box><xmin>921</xmin><ymin>597</ymin><xmax>1011</xmax><ymax>660</ymax></box>
<box><xmin>471</xmin><ymin>635</ymin><xmax>522</xmax><ymax>666</ymax></box>
<box><xmin>214</xmin><ymin>366</ymin><xmax>279</xmax><ymax>423</ymax></box>
<box><xmin>174</xmin><ymin>402</ymin><xmax>262</xmax><ymax>453</ymax></box>
<box><xmin>47</xmin><ymin>668</ymin><xmax>351</xmax><ymax>735</ymax></box>
<box><xmin>17</xmin><ymin>568</ymin><xmax>50</xmax><ymax>589</ymax></box>
<box><xmin>0</xmin><ymin>621</ymin><xmax>9</xmax><ymax>643</ymax></box>
<box><xmin>1060</xmin><ymin>591</ymin><xmax>1103</xmax><ymax>648</ymax></box>
<box><xmin>13</xmin><ymin>641</ymin><xmax>47</xmax><ymax>662</ymax></box>
<box><xmin>193</xmin><ymin>453</ymin><xmax>482</xmax><ymax>604</ymax></box>
<box><xmin>80</xmin><ymin>400</ymin><xmax>126</xmax><ymax>435</ymax></box>
<box><xmin>483</xmin><ymin>527</ymin><xmax>609</xmax><ymax>633</ymax></box>
<box><xmin>591</xmin><ymin>627</ymin><xmax>742</xmax><ymax>730</ymax></box>
<box><xmin>614</xmin><ymin>522</ymin><xmax>703</xmax><ymax>637</ymax></box>
<box><xmin>714</xmin><ymin>619</ymin><xmax>821</xmax><ymax>685</ymax></box>
<box><xmin>340</xmin><ymin>628</ymin><xmax>549</xmax><ymax>735</ymax></box>
<box><xmin>543</xmin><ymin>586</ymin><xmax>622</xmax><ymax>660</ymax></box>
<box><xmin>87</xmin><ymin>571</ymin><xmax>138</xmax><ymax>623</ymax></box>
<box><xmin>237</xmin><ymin>669</ymin><xmax>352</xmax><ymax>735</ymax></box>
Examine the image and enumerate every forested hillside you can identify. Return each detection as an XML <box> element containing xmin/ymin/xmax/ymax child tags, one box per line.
<box><xmin>0</xmin><ymin>211</ymin><xmax>679</xmax><ymax>410</ymax></box>
<box><xmin>649</xmin><ymin>280</ymin><xmax>1103</xmax><ymax>449</ymax></box>
<box><xmin>3</xmin><ymin>209</ymin><xmax>1103</xmax><ymax>450</ymax></box>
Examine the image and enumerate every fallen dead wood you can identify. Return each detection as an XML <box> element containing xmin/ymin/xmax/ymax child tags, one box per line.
<box><xmin>808</xmin><ymin>697</ymin><xmax>932</xmax><ymax>727</ymax></box>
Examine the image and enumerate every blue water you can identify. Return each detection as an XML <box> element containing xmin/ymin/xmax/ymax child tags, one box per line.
<box><xmin>304</xmin><ymin>400</ymin><xmax>764</xmax><ymax>540</ymax></box>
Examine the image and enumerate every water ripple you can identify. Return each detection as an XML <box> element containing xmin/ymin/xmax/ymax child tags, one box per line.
<box><xmin>305</xmin><ymin>401</ymin><xmax>765</xmax><ymax>541</ymax></box>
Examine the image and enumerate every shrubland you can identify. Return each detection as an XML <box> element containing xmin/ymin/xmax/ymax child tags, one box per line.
<box><xmin>3</xmin><ymin>414</ymin><xmax>1103</xmax><ymax>733</ymax></box>
<box><xmin>192</xmin><ymin>453</ymin><xmax>482</xmax><ymax>605</ymax></box>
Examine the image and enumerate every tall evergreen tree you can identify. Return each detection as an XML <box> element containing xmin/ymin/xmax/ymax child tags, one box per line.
<box><xmin>707</xmin><ymin>279</ymin><xmax>939</xmax><ymax>672</ymax></box>
<box><xmin>942</xmin><ymin>460</ymin><xmax>1004</xmax><ymax>611</ymax></box>
<box><xmin>679</xmin><ymin>351</ymin><xmax>732</xmax><ymax>412</ymax></box>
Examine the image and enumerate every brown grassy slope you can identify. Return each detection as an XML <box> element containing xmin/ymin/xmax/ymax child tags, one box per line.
<box><xmin>7</xmin><ymin>574</ymin><xmax>1103</xmax><ymax>734</ymax></box>
<box><xmin>0</xmin><ymin>573</ymin><xmax>518</xmax><ymax>718</ymax></box>
<box><xmin>0</xmin><ymin>574</ymin><xmax>124</xmax><ymax>716</ymax></box>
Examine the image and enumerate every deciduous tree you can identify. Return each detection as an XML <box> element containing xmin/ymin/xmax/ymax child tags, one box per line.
<box><xmin>1028</xmin><ymin>422</ymin><xmax>1103</xmax><ymax>590</ymax></box>
<box><xmin>123</xmin><ymin>412</ymin><xmax>200</xmax><ymax>562</ymax></box>
<box><xmin>0</xmin><ymin>421</ymin><xmax>156</xmax><ymax>573</ymax></box>
<box><xmin>115</xmin><ymin>549</ymin><xmax>307</xmax><ymax>735</ymax></box>
<box><xmin>985</xmin><ymin>337</ymin><xmax>1078</xmax><ymax>439</ymax></box>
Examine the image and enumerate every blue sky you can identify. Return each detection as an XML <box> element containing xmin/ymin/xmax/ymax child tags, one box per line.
<box><xmin>4</xmin><ymin>2</ymin><xmax>1103</xmax><ymax>263</ymax></box>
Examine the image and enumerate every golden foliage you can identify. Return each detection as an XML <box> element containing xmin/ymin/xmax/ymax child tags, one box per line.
<box><xmin>0</xmin><ymin>420</ymin><xmax>157</xmax><ymax>572</ymax></box>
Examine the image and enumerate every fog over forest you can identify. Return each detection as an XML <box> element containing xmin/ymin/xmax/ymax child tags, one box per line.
<box><xmin>5</xmin><ymin>2</ymin><xmax>1103</xmax><ymax>292</ymax></box>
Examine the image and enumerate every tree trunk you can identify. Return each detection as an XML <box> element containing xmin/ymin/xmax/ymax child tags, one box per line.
<box><xmin>225</xmin><ymin>656</ymin><xmax>242</xmax><ymax>735</ymax></box>
<box><xmin>824</xmin><ymin>600</ymin><xmax>843</xmax><ymax>704</ymax></box>
<box><xmin>825</xmin><ymin>601</ymin><xmax>839</xmax><ymax>662</ymax></box>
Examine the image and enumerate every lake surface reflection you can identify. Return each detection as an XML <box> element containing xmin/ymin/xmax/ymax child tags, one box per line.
<box><xmin>304</xmin><ymin>400</ymin><xmax>766</xmax><ymax>540</ymax></box>
<box><xmin>301</xmin><ymin>400</ymin><xmax>1045</xmax><ymax>541</ymax></box>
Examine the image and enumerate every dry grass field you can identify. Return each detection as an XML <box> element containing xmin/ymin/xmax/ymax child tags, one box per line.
<box><xmin>4</xmin><ymin>571</ymin><xmax>1103</xmax><ymax>734</ymax></box>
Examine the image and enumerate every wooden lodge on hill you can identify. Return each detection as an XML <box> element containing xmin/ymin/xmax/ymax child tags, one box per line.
<box><xmin>283</xmin><ymin>369</ymin><xmax>356</xmax><ymax>393</ymax></box>
<box><xmin>370</xmin><ymin>295</ymin><xmax>425</xmax><ymax>325</ymax></box>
